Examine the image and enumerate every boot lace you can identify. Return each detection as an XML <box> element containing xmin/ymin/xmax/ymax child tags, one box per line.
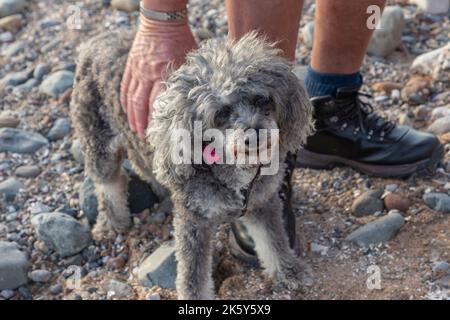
<box><xmin>332</xmin><ymin>92</ymin><xmax>395</xmax><ymax>141</ymax></box>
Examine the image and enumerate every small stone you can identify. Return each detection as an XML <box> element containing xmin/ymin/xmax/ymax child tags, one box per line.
<box><xmin>423</xmin><ymin>193</ymin><xmax>450</xmax><ymax>213</ymax></box>
<box><xmin>195</xmin><ymin>28</ymin><xmax>214</xmax><ymax>40</ymax></box>
<box><xmin>372</xmin><ymin>82</ymin><xmax>402</xmax><ymax>94</ymax></box>
<box><xmin>367</xmin><ymin>6</ymin><xmax>405</xmax><ymax>57</ymax></box>
<box><xmin>0</xmin><ymin>31</ymin><xmax>13</xmax><ymax>42</ymax></box>
<box><xmin>29</xmin><ymin>269</ymin><xmax>52</xmax><ymax>283</ymax></box>
<box><xmin>146</xmin><ymin>293</ymin><xmax>161</xmax><ymax>300</ymax></box>
<box><xmin>50</xmin><ymin>283</ymin><xmax>63</xmax><ymax>295</ymax></box>
<box><xmin>33</xmin><ymin>63</ymin><xmax>50</xmax><ymax>80</ymax></box>
<box><xmin>384</xmin><ymin>193</ymin><xmax>410</xmax><ymax>212</ymax></box>
<box><xmin>0</xmin><ymin>289</ymin><xmax>14</xmax><ymax>299</ymax></box>
<box><xmin>0</xmin><ymin>71</ymin><xmax>29</xmax><ymax>87</ymax></box>
<box><xmin>310</xmin><ymin>243</ymin><xmax>329</xmax><ymax>256</ymax></box>
<box><xmin>39</xmin><ymin>70</ymin><xmax>74</xmax><ymax>99</ymax></box>
<box><xmin>0</xmin><ymin>0</ymin><xmax>26</xmax><ymax>18</ymax></box>
<box><xmin>111</xmin><ymin>0</ymin><xmax>139</xmax><ymax>12</ymax></box>
<box><xmin>301</xmin><ymin>21</ymin><xmax>315</xmax><ymax>49</ymax></box>
<box><xmin>427</xmin><ymin>116</ymin><xmax>450</xmax><ymax>135</ymax></box>
<box><xmin>414</xmin><ymin>105</ymin><xmax>429</xmax><ymax>121</ymax></box>
<box><xmin>105</xmin><ymin>279</ymin><xmax>133</xmax><ymax>299</ymax></box>
<box><xmin>47</xmin><ymin>118</ymin><xmax>71</xmax><ymax>141</ymax></box>
<box><xmin>2</xmin><ymin>40</ymin><xmax>26</xmax><ymax>56</ymax></box>
<box><xmin>385</xmin><ymin>184</ymin><xmax>398</xmax><ymax>192</ymax></box>
<box><xmin>435</xmin><ymin>276</ymin><xmax>450</xmax><ymax>289</ymax></box>
<box><xmin>0</xmin><ymin>128</ymin><xmax>48</xmax><ymax>154</ymax></box>
<box><xmin>15</xmin><ymin>165</ymin><xmax>40</xmax><ymax>178</ymax></box>
<box><xmin>17</xmin><ymin>286</ymin><xmax>32</xmax><ymax>299</ymax></box>
<box><xmin>0</xmin><ymin>241</ymin><xmax>29</xmax><ymax>290</ymax></box>
<box><xmin>29</xmin><ymin>202</ymin><xmax>53</xmax><ymax>215</ymax></box>
<box><xmin>411</xmin><ymin>44</ymin><xmax>450</xmax><ymax>76</ymax></box>
<box><xmin>31</xmin><ymin>212</ymin><xmax>92</xmax><ymax>257</ymax></box>
<box><xmin>410</xmin><ymin>0</ymin><xmax>449</xmax><ymax>14</ymax></box>
<box><xmin>346</xmin><ymin>211</ymin><xmax>405</xmax><ymax>247</ymax></box>
<box><xmin>351</xmin><ymin>190</ymin><xmax>384</xmax><ymax>217</ymax></box>
<box><xmin>0</xmin><ymin>178</ymin><xmax>23</xmax><ymax>201</ymax></box>
<box><xmin>432</xmin><ymin>261</ymin><xmax>450</xmax><ymax>274</ymax></box>
<box><xmin>431</xmin><ymin>106</ymin><xmax>450</xmax><ymax>121</ymax></box>
<box><xmin>440</xmin><ymin>132</ymin><xmax>450</xmax><ymax>144</ymax></box>
<box><xmin>398</xmin><ymin>113</ymin><xmax>413</xmax><ymax>126</ymax></box>
<box><xmin>0</xmin><ymin>112</ymin><xmax>19</xmax><ymax>128</ymax></box>
<box><xmin>40</xmin><ymin>38</ymin><xmax>60</xmax><ymax>53</ymax></box>
<box><xmin>106</xmin><ymin>256</ymin><xmax>126</xmax><ymax>270</ymax></box>
<box><xmin>0</xmin><ymin>14</ymin><xmax>22</xmax><ymax>33</ymax></box>
<box><xmin>70</xmin><ymin>139</ymin><xmax>85</xmax><ymax>165</ymax></box>
<box><xmin>39</xmin><ymin>18</ymin><xmax>60</xmax><ymax>29</ymax></box>
<box><xmin>15</xmin><ymin>78</ymin><xmax>38</xmax><ymax>91</ymax></box>
<box><xmin>138</xmin><ymin>243</ymin><xmax>176</xmax><ymax>289</ymax></box>
<box><xmin>401</xmin><ymin>75</ymin><xmax>432</xmax><ymax>105</ymax></box>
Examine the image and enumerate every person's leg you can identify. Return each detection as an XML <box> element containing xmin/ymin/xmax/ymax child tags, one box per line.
<box><xmin>299</xmin><ymin>0</ymin><xmax>442</xmax><ymax>177</ymax></box>
<box><xmin>312</xmin><ymin>0</ymin><xmax>385</xmax><ymax>74</ymax></box>
<box><xmin>305</xmin><ymin>0</ymin><xmax>385</xmax><ymax>98</ymax></box>
<box><xmin>225</xmin><ymin>0</ymin><xmax>304</xmax><ymax>61</ymax></box>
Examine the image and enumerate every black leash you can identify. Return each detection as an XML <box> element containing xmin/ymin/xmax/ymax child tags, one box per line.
<box><xmin>239</xmin><ymin>165</ymin><xmax>262</xmax><ymax>217</ymax></box>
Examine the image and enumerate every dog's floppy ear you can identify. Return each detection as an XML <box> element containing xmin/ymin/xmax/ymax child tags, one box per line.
<box><xmin>235</xmin><ymin>32</ymin><xmax>315</xmax><ymax>154</ymax></box>
<box><xmin>147</xmin><ymin>77</ymin><xmax>196</xmax><ymax>187</ymax></box>
<box><xmin>277</xmin><ymin>70</ymin><xmax>315</xmax><ymax>153</ymax></box>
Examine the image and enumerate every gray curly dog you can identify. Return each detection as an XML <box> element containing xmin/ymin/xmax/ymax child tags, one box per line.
<box><xmin>70</xmin><ymin>30</ymin><xmax>314</xmax><ymax>299</ymax></box>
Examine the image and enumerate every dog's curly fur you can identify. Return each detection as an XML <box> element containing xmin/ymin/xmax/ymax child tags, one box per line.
<box><xmin>71</xmin><ymin>30</ymin><xmax>314</xmax><ymax>299</ymax></box>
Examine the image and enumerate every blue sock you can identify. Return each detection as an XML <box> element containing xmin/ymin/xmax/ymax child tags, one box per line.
<box><xmin>304</xmin><ymin>65</ymin><xmax>363</xmax><ymax>98</ymax></box>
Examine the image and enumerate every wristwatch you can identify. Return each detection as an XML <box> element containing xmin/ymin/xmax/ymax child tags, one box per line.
<box><xmin>140</xmin><ymin>1</ymin><xmax>188</xmax><ymax>21</ymax></box>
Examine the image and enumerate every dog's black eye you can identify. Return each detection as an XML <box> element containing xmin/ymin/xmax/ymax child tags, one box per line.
<box><xmin>214</xmin><ymin>105</ymin><xmax>232</xmax><ymax>126</ymax></box>
<box><xmin>254</xmin><ymin>96</ymin><xmax>273</xmax><ymax>116</ymax></box>
<box><xmin>253</xmin><ymin>96</ymin><xmax>271</xmax><ymax>107</ymax></box>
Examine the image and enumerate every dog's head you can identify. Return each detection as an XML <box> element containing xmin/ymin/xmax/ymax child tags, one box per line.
<box><xmin>149</xmin><ymin>32</ymin><xmax>314</xmax><ymax>186</ymax></box>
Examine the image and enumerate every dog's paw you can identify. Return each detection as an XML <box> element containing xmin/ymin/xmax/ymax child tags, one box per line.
<box><xmin>273</xmin><ymin>261</ymin><xmax>313</xmax><ymax>291</ymax></box>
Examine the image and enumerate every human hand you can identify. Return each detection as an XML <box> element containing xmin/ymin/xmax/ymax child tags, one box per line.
<box><xmin>120</xmin><ymin>15</ymin><xmax>197</xmax><ymax>138</ymax></box>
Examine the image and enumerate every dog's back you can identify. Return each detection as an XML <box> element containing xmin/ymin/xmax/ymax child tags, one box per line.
<box><xmin>70</xmin><ymin>30</ymin><xmax>164</xmax><ymax>239</ymax></box>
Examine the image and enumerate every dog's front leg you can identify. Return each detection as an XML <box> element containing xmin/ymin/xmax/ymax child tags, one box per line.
<box><xmin>241</xmin><ymin>197</ymin><xmax>309</xmax><ymax>291</ymax></box>
<box><xmin>173</xmin><ymin>205</ymin><xmax>216</xmax><ymax>300</ymax></box>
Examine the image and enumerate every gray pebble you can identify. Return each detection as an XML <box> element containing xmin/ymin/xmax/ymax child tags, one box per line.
<box><xmin>427</xmin><ymin>116</ymin><xmax>450</xmax><ymax>135</ymax></box>
<box><xmin>15</xmin><ymin>78</ymin><xmax>38</xmax><ymax>91</ymax></box>
<box><xmin>2</xmin><ymin>40</ymin><xmax>26</xmax><ymax>57</ymax></box>
<box><xmin>138</xmin><ymin>242</ymin><xmax>176</xmax><ymax>289</ymax></box>
<box><xmin>39</xmin><ymin>70</ymin><xmax>74</xmax><ymax>98</ymax></box>
<box><xmin>15</xmin><ymin>165</ymin><xmax>40</xmax><ymax>178</ymax></box>
<box><xmin>29</xmin><ymin>269</ymin><xmax>52</xmax><ymax>283</ymax></box>
<box><xmin>346</xmin><ymin>211</ymin><xmax>405</xmax><ymax>247</ymax></box>
<box><xmin>0</xmin><ymin>241</ymin><xmax>29</xmax><ymax>290</ymax></box>
<box><xmin>33</xmin><ymin>63</ymin><xmax>51</xmax><ymax>80</ymax></box>
<box><xmin>0</xmin><ymin>178</ymin><xmax>23</xmax><ymax>201</ymax></box>
<box><xmin>367</xmin><ymin>6</ymin><xmax>405</xmax><ymax>57</ymax></box>
<box><xmin>0</xmin><ymin>128</ymin><xmax>48</xmax><ymax>154</ymax></box>
<box><xmin>47</xmin><ymin>118</ymin><xmax>71</xmax><ymax>141</ymax></box>
<box><xmin>0</xmin><ymin>71</ymin><xmax>28</xmax><ymax>87</ymax></box>
<box><xmin>0</xmin><ymin>289</ymin><xmax>15</xmax><ymax>299</ymax></box>
<box><xmin>50</xmin><ymin>283</ymin><xmax>63</xmax><ymax>295</ymax></box>
<box><xmin>0</xmin><ymin>0</ymin><xmax>26</xmax><ymax>18</ymax></box>
<box><xmin>31</xmin><ymin>212</ymin><xmax>92</xmax><ymax>257</ymax></box>
<box><xmin>423</xmin><ymin>192</ymin><xmax>450</xmax><ymax>213</ymax></box>
<box><xmin>70</xmin><ymin>139</ymin><xmax>85</xmax><ymax>165</ymax></box>
<box><xmin>351</xmin><ymin>190</ymin><xmax>384</xmax><ymax>217</ymax></box>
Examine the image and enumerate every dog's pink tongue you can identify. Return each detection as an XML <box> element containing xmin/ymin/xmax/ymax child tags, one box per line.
<box><xmin>203</xmin><ymin>145</ymin><xmax>220</xmax><ymax>165</ymax></box>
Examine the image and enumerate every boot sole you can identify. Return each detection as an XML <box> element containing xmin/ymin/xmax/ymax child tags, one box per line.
<box><xmin>228</xmin><ymin>227</ymin><xmax>259</xmax><ymax>267</ymax></box>
<box><xmin>296</xmin><ymin>144</ymin><xmax>444</xmax><ymax>179</ymax></box>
